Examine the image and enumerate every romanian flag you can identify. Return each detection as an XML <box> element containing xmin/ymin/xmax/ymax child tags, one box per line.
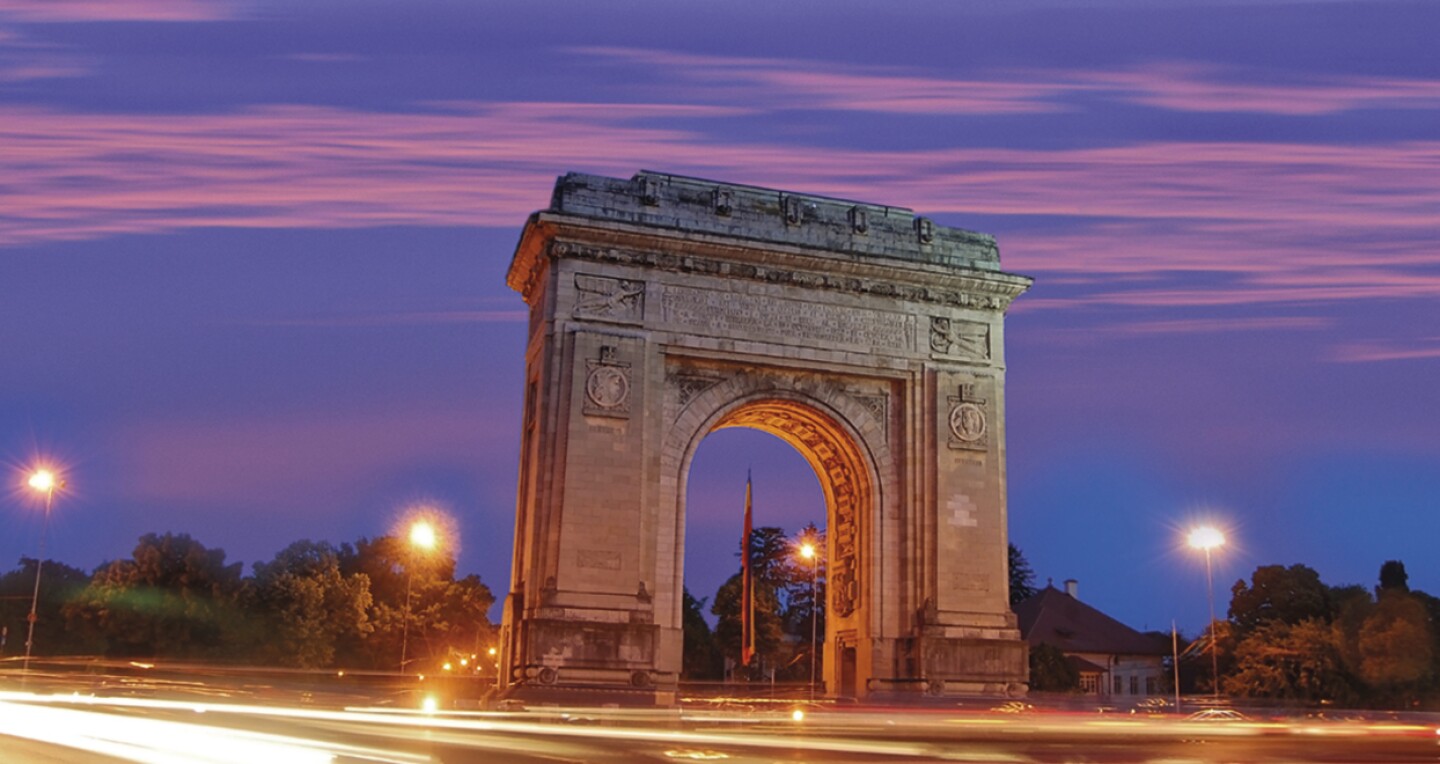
<box><xmin>741</xmin><ymin>472</ymin><xmax>755</xmax><ymax>667</ymax></box>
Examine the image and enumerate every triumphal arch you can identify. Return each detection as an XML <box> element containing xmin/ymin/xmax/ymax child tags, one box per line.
<box><xmin>499</xmin><ymin>171</ymin><xmax>1032</xmax><ymax>702</ymax></box>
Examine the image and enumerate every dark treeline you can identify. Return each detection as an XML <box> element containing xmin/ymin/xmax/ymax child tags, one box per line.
<box><xmin>1214</xmin><ymin>559</ymin><xmax>1440</xmax><ymax>708</ymax></box>
<box><xmin>683</xmin><ymin>523</ymin><xmax>826</xmax><ymax>682</ymax></box>
<box><xmin>0</xmin><ymin>532</ymin><xmax>494</xmax><ymax>672</ymax></box>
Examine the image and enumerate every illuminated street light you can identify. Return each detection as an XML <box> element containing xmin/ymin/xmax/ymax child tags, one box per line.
<box><xmin>24</xmin><ymin>468</ymin><xmax>64</xmax><ymax>672</ymax></box>
<box><xmin>1187</xmin><ymin>525</ymin><xmax>1226</xmax><ymax>700</ymax></box>
<box><xmin>400</xmin><ymin>518</ymin><xmax>440</xmax><ymax>674</ymax></box>
<box><xmin>409</xmin><ymin>520</ymin><xmax>437</xmax><ymax>551</ymax></box>
<box><xmin>798</xmin><ymin>539</ymin><xmax>820</xmax><ymax>700</ymax></box>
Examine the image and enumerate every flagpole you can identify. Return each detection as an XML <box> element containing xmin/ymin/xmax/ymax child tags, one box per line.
<box><xmin>741</xmin><ymin>470</ymin><xmax>755</xmax><ymax>671</ymax></box>
<box><xmin>1172</xmin><ymin>620</ymin><xmax>1181</xmax><ymax>713</ymax></box>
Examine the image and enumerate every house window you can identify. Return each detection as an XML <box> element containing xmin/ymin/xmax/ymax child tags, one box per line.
<box><xmin>1129</xmin><ymin>676</ymin><xmax>1139</xmax><ymax>695</ymax></box>
<box><xmin>1146</xmin><ymin>677</ymin><xmax>1158</xmax><ymax>695</ymax></box>
<box><xmin>1079</xmin><ymin>674</ymin><xmax>1098</xmax><ymax>694</ymax></box>
<box><xmin>1113</xmin><ymin>676</ymin><xmax>1123</xmax><ymax>695</ymax></box>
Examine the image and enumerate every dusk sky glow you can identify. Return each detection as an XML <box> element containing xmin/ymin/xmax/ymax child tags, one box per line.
<box><xmin>2</xmin><ymin>0</ymin><xmax>1438</xmax><ymax>635</ymax></box>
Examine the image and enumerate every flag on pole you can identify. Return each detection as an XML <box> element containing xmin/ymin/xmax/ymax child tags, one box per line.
<box><xmin>741</xmin><ymin>471</ymin><xmax>755</xmax><ymax>667</ymax></box>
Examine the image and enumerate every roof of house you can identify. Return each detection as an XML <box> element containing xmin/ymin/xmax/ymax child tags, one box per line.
<box><xmin>1014</xmin><ymin>585</ymin><xmax>1170</xmax><ymax>657</ymax></box>
<box><xmin>1067</xmin><ymin>655</ymin><xmax>1108</xmax><ymax>674</ymax></box>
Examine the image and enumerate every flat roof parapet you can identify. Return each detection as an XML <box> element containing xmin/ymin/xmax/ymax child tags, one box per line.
<box><xmin>546</xmin><ymin>171</ymin><xmax>1003</xmax><ymax>272</ymax></box>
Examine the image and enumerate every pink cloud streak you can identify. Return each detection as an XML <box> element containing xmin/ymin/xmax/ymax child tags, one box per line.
<box><xmin>1083</xmin><ymin>63</ymin><xmax>1440</xmax><ymax>116</ymax></box>
<box><xmin>581</xmin><ymin>47</ymin><xmax>1440</xmax><ymax>118</ymax></box>
<box><xmin>576</xmin><ymin>46</ymin><xmax>1074</xmax><ymax>115</ymax></box>
<box><xmin>0</xmin><ymin>0</ymin><xmax>237</xmax><ymax>22</ymax></box>
<box><xmin>1</xmin><ymin>101</ymin><xmax>1436</xmax><ymax>311</ymax></box>
<box><xmin>1331</xmin><ymin>339</ymin><xmax>1440</xmax><ymax>363</ymax></box>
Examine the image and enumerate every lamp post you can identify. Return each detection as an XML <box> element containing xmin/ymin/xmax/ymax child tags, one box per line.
<box><xmin>24</xmin><ymin>469</ymin><xmax>62</xmax><ymax>672</ymax></box>
<box><xmin>1187</xmin><ymin>526</ymin><xmax>1225</xmax><ymax>700</ymax></box>
<box><xmin>799</xmin><ymin>540</ymin><xmax>820</xmax><ymax>701</ymax></box>
<box><xmin>400</xmin><ymin>519</ymin><xmax>437</xmax><ymax>673</ymax></box>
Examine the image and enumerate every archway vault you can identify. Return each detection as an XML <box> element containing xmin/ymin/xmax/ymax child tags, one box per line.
<box><xmin>669</xmin><ymin>383</ymin><xmax>881</xmax><ymax>697</ymax></box>
<box><xmin>499</xmin><ymin>171</ymin><xmax>1033</xmax><ymax>703</ymax></box>
<box><xmin>710</xmin><ymin>397</ymin><xmax>869</xmax><ymax>622</ymax></box>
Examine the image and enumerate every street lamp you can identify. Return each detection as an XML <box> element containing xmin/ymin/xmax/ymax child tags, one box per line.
<box><xmin>1187</xmin><ymin>525</ymin><xmax>1225</xmax><ymax>700</ymax></box>
<box><xmin>400</xmin><ymin>519</ymin><xmax>438</xmax><ymax>673</ymax></box>
<box><xmin>24</xmin><ymin>468</ymin><xmax>63</xmax><ymax>672</ymax></box>
<box><xmin>799</xmin><ymin>540</ymin><xmax>820</xmax><ymax>700</ymax></box>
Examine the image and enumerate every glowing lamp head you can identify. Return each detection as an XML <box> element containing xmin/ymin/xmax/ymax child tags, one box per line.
<box><xmin>1187</xmin><ymin>526</ymin><xmax>1225</xmax><ymax>551</ymax></box>
<box><xmin>27</xmin><ymin>469</ymin><xmax>56</xmax><ymax>492</ymax></box>
<box><xmin>409</xmin><ymin>520</ymin><xmax>437</xmax><ymax>550</ymax></box>
<box><xmin>799</xmin><ymin>543</ymin><xmax>816</xmax><ymax>560</ymax></box>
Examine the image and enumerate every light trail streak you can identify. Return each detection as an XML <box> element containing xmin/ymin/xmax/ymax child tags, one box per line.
<box><xmin>0</xmin><ymin>691</ymin><xmax>977</xmax><ymax>760</ymax></box>
<box><xmin>5</xmin><ymin>688</ymin><xmax>1438</xmax><ymax>762</ymax></box>
<box><xmin>0</xmin><ymin>697</ymin><xmax>430</xmax><ymax>764</ymax></box>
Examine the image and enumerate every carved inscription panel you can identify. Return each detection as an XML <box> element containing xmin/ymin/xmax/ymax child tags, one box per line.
<box><xmin>661</xmin><ymin>285</ymin><xmax>916</xmax><ymax>352</ymax></box>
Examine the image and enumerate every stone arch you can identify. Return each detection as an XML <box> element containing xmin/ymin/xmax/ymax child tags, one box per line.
<box><xmin>499</xmin><ymin>171</ymin><xmax>1031</xmax><ymax>703</ymax></box>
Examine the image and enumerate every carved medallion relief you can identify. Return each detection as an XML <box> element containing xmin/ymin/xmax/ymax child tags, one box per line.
<box><xmin>946</xmin><ymin>382</ymin><xmax>989</xmax><ymax>451</ymax></box>
<box><xmin>584</xmin><ymin>345</ymin><xmax>631</xmax><ymax>418</ymax></box>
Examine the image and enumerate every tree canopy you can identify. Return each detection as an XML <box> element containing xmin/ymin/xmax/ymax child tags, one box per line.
<box><xmin>0</xmin><ymin>530</ymin><xmax>495</xmax><ymax>673</ymax></box>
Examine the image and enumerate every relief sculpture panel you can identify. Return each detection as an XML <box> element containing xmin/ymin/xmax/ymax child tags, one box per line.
<box><xmin>930</xmin><ymin>317</ymin><xmax>991</xmax><ymax>361</ymax></box>
<box><xmin>574</xmin><ymin>274</ymin><xmax>645</xmax><ymax>323</ymax></box>
<box><xmin>662</xmin><ymin>285</ymin><xmax>915</xmax><ymax>352</ymax></box>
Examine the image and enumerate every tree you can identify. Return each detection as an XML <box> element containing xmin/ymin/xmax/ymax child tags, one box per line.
<box><xmin>1009</xmin><ymin>544</ymin><xmax>1036</xmax><ymax>606</ymax></box>
<box><xmin>1228</xmin><ymin>564</ymin><xmax>1332</xmax><ymax>636</ymax></box>
<box><xmin>1357</xmin><ymin>592</ymin><xmax>1432</xmax><ymax>691</ymax></box>
<box><xmin>66</xmin><ymin>533</ymin><xmax>244</xmax><ymax>658</ymax></box>
<box><xmin>784</xmin><ymin>524</ymin><xmax>826</xmax><ymax>637</ymax></box>
<box><xmin>0</xmin><ymin>558</ymin><xmax>96</xmax><ymax>657</ymax></box>
<box><xmin>682</xmin><ymin>587</ymin><xmax>722</xmax><ymax>680</ymax></box>
<box><xmin>1379</xmin><ymin>560</ymin><xmax>1409</xmax><ymax>594</ymax></box>
<box><xmin>711</xmin><ymin>571</ymin><xmax>785</xmax><ymax>676</ymax></box>
<box><xmin>1028</xmin><ymin>643</ymin><xmax>1079</xmax><ymax>692</ymax></box>
<box><xmin>334</xmin><ymin>534</ymin><xmax>493</xmax><ymax>670</ymax></box>
<box><xmin>1223</xmin><ymin>618</ymin><xmax>1354</xmax><ymax>704</ymax></box>
<box><xmin>421</xmin><ymin>574</ymin><xmax>496</xmax><ymax>664</ymax></box>
<box><xmin>247</xmin><ymin>540</ymin><xmax>373</xmax><ymax>668</ymax></box>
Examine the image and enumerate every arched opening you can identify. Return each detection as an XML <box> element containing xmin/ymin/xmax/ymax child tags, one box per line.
<box><xmin>672</xmin><ymin>392</ymin><xmax>877</xmax><ymax>698</ymax></box>
<box><xmin>682</xmin><ymin>428</ymin><xmax>826</xmax><ymax>689</ymax></box>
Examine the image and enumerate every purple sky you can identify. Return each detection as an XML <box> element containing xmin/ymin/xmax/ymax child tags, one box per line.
<box><xmin>3</xmin><ymin>0</ymin><xmax>1439</xmax><ymax>635</ymax></box>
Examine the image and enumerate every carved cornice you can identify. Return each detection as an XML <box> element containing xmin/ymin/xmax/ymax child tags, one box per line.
<box><xmin>543</xmin><ymin>239</ymin><xmax>1030</xmax><ymax>312</ymax></box>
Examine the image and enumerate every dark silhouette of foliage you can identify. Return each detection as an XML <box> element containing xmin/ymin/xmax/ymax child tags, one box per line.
<box><xmin>335</xmin><ymin>534</ymin><xmax>493</xmax><ymax>670</ymax></box>
<box><xmin>1357</xmin><ymin>592</ymin><xmax>1432</xmax><ymax>691</ymax></box>
<box><xmin>1379</xmin><ymin>560</ymin><xmax>1410</xmax><ymax>594</ymax></box>
<box><xmin>1028</xmin><ymin>643</ymin><xmax>1079</xmax><ymax>692</ymax></box>
<box><xmin>0</xmin><ymin>558</ymin><xmax>96</xmax><ymax>657</ymax></box>
<box><xmin>1228</xmin><ymin>564</ymin><xmax>1332</xmax><ymax>636</ymax></box>
<box><xmin>1223</xmin><ymin>618</ymin><xmax>1356</xmax><ymax>704</ymax></box>
<box><xmin>1008</xmin><ymin>544</ymin><xmax>1036</xmax><ymax>606</ymax></box>
<box><xmin>709</xmin><ymin>524</ymin><xmax>829</xmax><ymax>680</ymax></box>
<box><xmin>682</xmin><ymin>587</ymin><xmax>722</xmax><ymax>680</ymax></box>
<box><xmin>247</xmin><ymin>540</ymin><xmax>373</xmax><ymax>668</ymax></box>
<box><xmin>19</xmin><ymin>529</ymin><xmax>496</xmax><ymax>670</ymax></box>
<box><xmin>66</xmin><ymin>533</ymin><xmax>244</xmax><ymax>658</ymax></box>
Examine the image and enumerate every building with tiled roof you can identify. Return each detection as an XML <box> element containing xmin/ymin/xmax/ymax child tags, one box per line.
<box><xmin>1013</xmin><ymin>580</ymin><xmax>1171</xmax><ymax>698</ymax></box>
